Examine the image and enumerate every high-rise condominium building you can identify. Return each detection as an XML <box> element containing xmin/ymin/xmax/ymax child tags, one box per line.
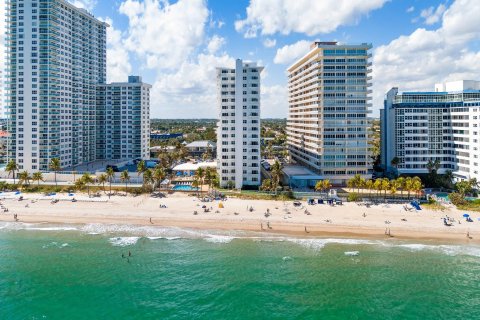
<box><xmin>6</xmin><ymin>0</ymin><xmax>107</xmax><ymax>171</ymax></box>
<box><xmin>286</xmin><ymin>42</ymin><xmax>372</xmax><ymax>185</ymax></box>
<box><xmin>381</xmin><ymin>80</ymin><xmax>480</xmax><ymax>181</ymax></box>
<box><xmin>0</xmin><ymin>70</ymin><xmax>4</xmax><ymax>118</ymax></box>
<box><xmin>217</xmin><ymin>59</ymin><xmax>262</xmax><ymax>189</ymax></box>
<box><xmin>97</xmin><ymin>76</ymin><xmax>151</xmax><ymax>161</ymax></box>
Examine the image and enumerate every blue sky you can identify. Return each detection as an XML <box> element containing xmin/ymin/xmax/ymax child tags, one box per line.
<box><xmin>2</xmin><ymin>0</ymin><xmax>480</xmax><ymax>118</ymax></box>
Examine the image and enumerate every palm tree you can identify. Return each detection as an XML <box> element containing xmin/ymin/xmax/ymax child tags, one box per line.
<box><xmin>192</xmin><ymin>178</ymin><xmax>200</xmax><ymax>196</ymax></box>
<box><xmin>153</xmin><ymin>166</ymin><xmax>166</xmax><ymax>191</ymax></box>
<box><xmin>106</xmin><ymin>167</ymin><xmax>115</xmax><ymax>198</ymax></box>
<box><xmin>412</xmin><ymin>176</ymin><xmax>423</xmax><ymax>198</ymax></box>
<box><xmin>98</xmin><ymin>173</ymin><xmax>108</xmax><ymax>194</ymax></box>
<box><xmin>390</xmin><ymin>157</ymin><xmax>400</xmax><ymax>168</ymax></box>
<box><xmin>137</xmin><ymin>160</ymin><xmax>146</xmax><ymax>186</ymax></box>
<box><xmin>426</xmin><ymin>159</ymin><xmax>441</xmax><ymax>174</ymax></box>
<box><xmin>404</xmin><ymin>177</ymin><xmax>414</xmax><ymax>199</ymax></box>
<box><xmin>74</xmin><ymin>179</ymin><xmax>86</xmax><ymax>192</ymax></box>
<box><xmin>270</xmin><ymin>160</ymin><xmax>282</xmax><ymax>194</ymax></box>
<box><xmin>381</xmin><ymin>178</ymin><xmax>390</xmax><ymax>200</ymax></box>
<box><xmin>195</xmin><ymin>167</ymin><xmax>205</xmax><ymax>194</ymax></box>
<box><xmin>374</xmin><ymin>179</ymin><xmax>382</xmax><ymax>197</ymax></box>
<box><xmin>261</xmin><ymin>179</ymin><xmax>273</xmax><ymax>191</ymax></box>
<box><xmin>32</xmin><ymin>172</ymin><xmax>44</xmax><ymax>186</ymax></box>
<box><xmin>315</xmin><ymin>180</ymin><xmax>331</xmax><ymax>193</ymax></box>
<box><xmin>204</xmin><ymin>167</ymin><xmax>214</xmax><ymax>194</ymax></box>
<box><xmin>18</xmin><ymin>171</ymin><xmax>31</xmax><ymax>187</ymax></box>
<box><xmin>143</xmin><ymin>169</ymin><xmax>153</xmax><ymax>191</ymax></box>
<box><xmin>365</xmin><ymin>179</ymin><xmax>374</xmax><ymax>199</ymax></box>
<box><xmin>6</xmin><ymin>159</ymin><xmax>18</xmax><ymax>184</ymax></box>
<box><xmin>120</xmin><ymin>170</ymin><xmax>130</xmax><ymax>195</ymax></box>
<box><xmin>49</xmin><ymin>158</ymin><xmax>61</xmax><ymax>186</ymax></box>
<box><xmin>81</xmin><ymin>173</ymin><xmax>94</xmax><ymax>197</ymax></box>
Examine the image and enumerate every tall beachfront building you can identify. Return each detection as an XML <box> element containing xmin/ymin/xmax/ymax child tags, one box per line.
<box><xmin>381</xmin><ymin>80</ymin><xmax>480</xmax><ymax>182</ymax></box>
<box><xmin>97</xmin><ymin>76</ymin><xmax>151</xmax><ymax>161</ymax></box>
<box><xmin>0</xmin><ymin>70</ymin><xmax>3</xmax><ymax>118</ymax></box>
<box><xmin>5</xmin><ymin>0</ymin><xmax>107</xmax><ymax>171</ymax></box>
<box><xmin>286</xmin><ymin>42</ymin><xmax>372</xmax><ymax>185</ymax></box>
<box><xmin>216</xmin><ymin>59</ymin><xmax>263</xmax><ymax>189</ymax></box>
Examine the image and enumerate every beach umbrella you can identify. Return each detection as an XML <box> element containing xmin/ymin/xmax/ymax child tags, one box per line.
<box><xmin>463</xmin><ymin>214</ymin><xmax>470</xmax><ymax>218</ymax></box>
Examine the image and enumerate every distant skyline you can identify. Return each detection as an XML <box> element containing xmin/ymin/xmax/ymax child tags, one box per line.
<box><xmin>1</xmin><ymin>0</ymin><xmax>480</xmax><ymax>118</ymax></box>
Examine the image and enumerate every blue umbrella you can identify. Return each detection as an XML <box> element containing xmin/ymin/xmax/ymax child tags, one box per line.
<box><xmin>463</xmin><ymin>213</ymin><xmax>470</xmax><ymax>218</ymax></box>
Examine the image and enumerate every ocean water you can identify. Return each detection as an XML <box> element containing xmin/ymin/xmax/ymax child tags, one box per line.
<box><xmin>1</xmin><ymin>223</ymin><xmax>480</xmax><ymax>319</ymax></box>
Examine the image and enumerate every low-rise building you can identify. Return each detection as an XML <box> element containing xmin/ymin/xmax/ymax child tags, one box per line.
<box><xmin>185</xmin><ymin>140</ymin><xmax>216</xmax><ymax>158</ymax></box>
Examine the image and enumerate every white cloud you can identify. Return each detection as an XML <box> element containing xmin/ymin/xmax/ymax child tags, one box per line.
<box><xmin>420</xmin><ymin>4</ymin><xmax>447</xmax><ymax>25</ymax></box>
<box><xmin>263</xmin><ymin>38</ymin><xmax>276</xmax><ymax>48</ymax></box>
<box><xmin>273</xmin><ymin>40</ymin><xmax>311</xmax><ymax>65</ymax></box>
<box><xmin>206</xmin><ymin>35</ymin><xmax>226</xmax><ymax>54</ymax></box>
<box><xmin>152</xmin><ymin>54</ymin><xmax>236</xmax><ymax>118</ymax></box>
<box><xmin>261</xmin><ymin>85</ymin><xmax>288</xmax><ymax>118</ymax></box>
<box><xmin>406</xmin><ymin>6</ymin><xmax>415</xmax><ymax>13</ymax></box>
<box><xmin>373</xmin><ymin>0</ymin><xmax>480</xmax><ymax>116</ymax></box>
<box><xmin>235</xmin><ymin>0</ymin><xmax>388</xmax><ymax>37</ymax></box>
<box><xmin>119</xmin><ymin>0</ymin><xmax>209</xmax><ymax>70</ymax></box>
<box><xmin>100</xmin><ymin>17</ymin><xmax>132</xmax><ymax>82</ymax></box>
<box><xmin>68</xmin><ymin>0</ymin><xmax>97</xmax><ymax>11</ymax></box>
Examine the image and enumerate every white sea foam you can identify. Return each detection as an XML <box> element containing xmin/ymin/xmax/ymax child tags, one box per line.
<box><xmin>287</xmin><ymin>238</ymin><xmax>379</xmax><ymax>251</ymax></box>
<box><xmin>344</xmin><ymin>251</ymin><xmax>360</xmax><ymax>256</ymax></box>
<box><xmin>42</xmin><ymin>241</ymin><xmax>70</xmax><ymax>249</ymax></box>
<box><xmin>282</xmin><ymin>256</ymin><xmax>293</xmax><ymax>261</ymax></box>
<box><xmin>108</xmin><ymin>237</ymin><xmax>140</xmax><ymax>247</ymax></box>
<box><xmin>397</xmin><ymin>243</ymin><xmax>480</xmax><ymax>257</ymax></box>
<box><xmin>147</xmin><ymin>236</ymin><xmax>182</xmax><ymax>241</ymax></box>
<box><xmin>204</xmin><ymin>235</ymin><xmax>235</xmax><ymax>243</ymax></box>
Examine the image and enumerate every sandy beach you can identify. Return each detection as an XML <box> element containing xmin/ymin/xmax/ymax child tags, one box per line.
<box><xmin>0</xmin><ymin>192</ymin><xmax>479</xmax><ymax>243</ymax></box>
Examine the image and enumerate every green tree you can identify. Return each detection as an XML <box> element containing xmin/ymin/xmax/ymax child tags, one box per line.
<box><xmin>137</xmin><ymin>160</ymin><xmax>146</xmax><ymax>187</ymax></box>
<box><xmin>195</xmin><ymin>167</ymin><xmax>205</xmax><ymax>194</ymax></box>
<box><xmin>18</xmin><ymin>170</ymin><xmax>31</xmax><ymax>187</ymax></box>
<box><xmin>153</xmin><ymin>166</ymin><xmax>166</xmax><ymax>191</ymax></box>
<box><xmin>6</xmin><ymin>159</ymin><xmax>18</xmax><ymax>184</ymax></box>
<box><xmin>390</xmin><ymin>157</ymin><xmax>400</xmax><ymax>168</ymax></box>
<box><xmin>143</xmin><ymin>169</ymin><xmax>154</xmax><ymax>191</ymax></box>
<box><xmin>81</xmin><ymin>173</ymin><xmax>94</xmax><ymax>197</ymax></box>
<box><xmin>204</xmin><ymin>167</ymin><xmax>215</xmax><ymax>193</ymax></box>
<box><xmin>381</xmin><ymin>178</ymin><xmax>390</xmax><ymax>200</ymax></box>
<box><xmin>74</xmin><ymin>179</ymin><xmax>86</xmax><ymax>192</ymax></box>
<box><xmin>49</xmin><ymin>158</ymin><xmax>61</xmax><ymax>186</ymax></box>
<box><xmin>120</xmin><ymin>170</ymin><xmax>130</xmax><ymax>195</ymax></box>
<box><xmin>412</xmin><ymin>178</ymin><xmax>423</xmax><ymax>198</ymax></box>
<box><xmin>32</xmin><ymin>172</ymin><xmax>44</xmax><ymax>186</ymax></box>
<box><xmin>365</xmin><ymin>179</ymin><xmax>374</xmax><ymax>199</ymax></box>
<box><xmin>98</xmin><ymin>173</ymin><xmax>108</xmax><ymax>194</ymax></box>
<box><xmin>260</xmin><ymin>179</ymin><xmax>273</xmax><ymax>191</ymax></box>
<box><xmin>106</xmin><ymin>167</ymin><xmax>115</xmax><ymax>198</ymax></box>
<box><xmin>270</xmin><ymin>160</ymin><xmax>282</xmax><ymax>194</ymax></box>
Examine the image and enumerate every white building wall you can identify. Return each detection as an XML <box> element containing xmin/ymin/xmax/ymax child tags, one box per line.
<box><xmin>217</xmin><ymin>59</ymin><xmax>262</xmax><ymax>189</ymax></box>
<box><xmin>382</xmin><ymin>81</ymin><xmax>480</xmax><ymax>182</ymax></box>
<box><xmin>98</xmin><ymin>76</ymin><xmax>151</xmax><ymax>161</ymax></box>
<box><xmin>286</xmin><ymin>42</ymin><xmax>372</xmax><ymax>185</ymax></box>
<box><xmin>6</xmin><ymin>0</ymin><xmax>107</xmax><ymax>172</ymax></box>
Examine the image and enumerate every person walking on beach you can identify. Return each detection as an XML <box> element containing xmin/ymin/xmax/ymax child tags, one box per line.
<box><xmin>305</xmin><ymin>226</ymin><xmax>309</xmax><ymax>233</ymax></box>
<box><xmin>149</xmin><ymin>217</ymin><xmax>153</xmax><ymax>224</ymax></box>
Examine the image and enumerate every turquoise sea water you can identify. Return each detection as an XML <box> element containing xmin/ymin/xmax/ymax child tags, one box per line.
<box><xmin>1</xmin><ymin>223</ymin><xmax>480</xmax><ymax>319</ymax></box>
